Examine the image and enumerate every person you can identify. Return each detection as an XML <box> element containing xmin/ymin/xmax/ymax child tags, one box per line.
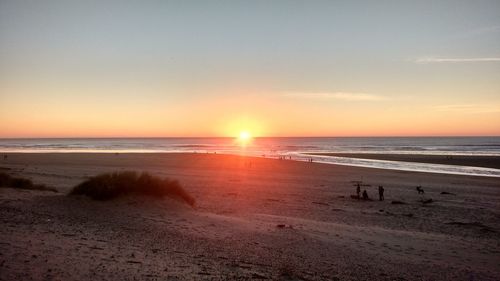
<box><xmin>416</xmin><ymin>186</ymin><xmax>424</xmax><ymax>194</ymax></box>
<box><xmin>356</xmin><ymin>183</ymin><xmax>361</xmax><ymax>199</ymax></box>
<box><xmin>378</xmin><ymin>186</ymin><xmax>384</xmax><ymax>201</ymax></box>
<box><xmin>362</xmin><ymin>190</ymin><xmax>369</xmax><ymax>200</ymax></box>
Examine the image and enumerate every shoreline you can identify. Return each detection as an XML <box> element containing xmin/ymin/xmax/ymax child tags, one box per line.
<box><xmin>309</xmin><ymin>153</ymin><xmax>500</xmax><ymax>170</ymax></box>
<box><xmin>3</xmin><ymin>151</ymin><xmax>500</xmax><ymax>178</ymax></box>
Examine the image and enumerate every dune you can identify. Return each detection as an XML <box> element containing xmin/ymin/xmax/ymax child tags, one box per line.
<box><xmin>69</xmin><ymin>171</ymin><xmax>195</xmax><ymax>206</ymax></box>
<box><xmin>0</xmin><ymin>153</ymin><xmax>499</xmax><ymax>280</ymax></box>
<box><xmin>0</xmin><ymin>171</ymin><xmax>57</xmax><ymax>192</ymax></box>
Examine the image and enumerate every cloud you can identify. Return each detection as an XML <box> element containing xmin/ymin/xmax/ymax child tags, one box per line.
<box><xmin>433</xmin><ymin>104</ymin><xmax>500</xmax><ymax>114</ymax></box>
<box><xmin>415</xmin><ymin>57</ymin><xmax>500</xmax><ymax>64</ymax></box>
<box><xmin>282</xmin><ymin>92</ymin><xmax>386</xmax><ymax>101</ymax></box>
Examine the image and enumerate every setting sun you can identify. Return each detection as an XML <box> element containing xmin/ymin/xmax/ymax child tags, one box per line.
<box><xmin>237</xmin><ymin>131</ymin><xmax>252</xmax><ymax>146</ymax></box>
<box><xmin>239</xmin><ymin>131</ymin><xmax>251</xmax><ymax>140</ymax></box>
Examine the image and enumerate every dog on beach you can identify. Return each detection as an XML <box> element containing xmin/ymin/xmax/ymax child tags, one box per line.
<box><xmin>416</xmin><ymin>186</ymin><xmax>424</xmax><ymax>194</ymax></box>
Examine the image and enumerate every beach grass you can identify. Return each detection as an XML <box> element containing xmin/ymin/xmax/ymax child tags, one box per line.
<box><xmin>0</xmin><ymin>172</ymin><xmax>58</xmax><ymax>192</ymax></box>
<box><xmin>69</xmin><ymin>171</ymin><xmax>195</xmax><ymax>206</ymax></box>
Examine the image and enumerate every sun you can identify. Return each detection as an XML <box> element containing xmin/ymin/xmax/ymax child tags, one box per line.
<box><xmin>237</xmin><ymin>131</ymin><xmax>252</xmax><ymax>147</ymax></box>
<box><xmin>239</xmin><ymin>131</ymin><xmax>251</xmax><ymax>141</ymax></box>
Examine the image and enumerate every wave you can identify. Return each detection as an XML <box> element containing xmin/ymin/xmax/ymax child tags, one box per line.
<box><xmin>294</xmin><ymin>153</ymin><xmax>500</xmax><ymax>178</ymax></box>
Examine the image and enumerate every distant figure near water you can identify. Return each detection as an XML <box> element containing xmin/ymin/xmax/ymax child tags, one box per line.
<box><xmin>356</xmin><ymin>183</ymin><xmax>361</xmax><ymax>198</ymax></box>
<box><xmin>378</xmin><ymin>186</ymin><xmax>384</xmax><ymax>201</ymax></box>
<box><xmin>416</xmin><ymin>186</ymin><xmax>425</xmax><ymax>194</ymax></box>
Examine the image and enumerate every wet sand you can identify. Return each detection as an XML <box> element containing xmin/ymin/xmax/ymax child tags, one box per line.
<box><xmin>0</xmin><ymin>153</ymin><xmax>499</xmax><ymax>280</ymax></box>
<box><xmin>310</xmin><ymin>153</ymin><xmax>500</xmax><ymax>169</ymax></box>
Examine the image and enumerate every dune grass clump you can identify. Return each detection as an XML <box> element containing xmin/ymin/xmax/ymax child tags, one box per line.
<box><xmin>69</xmin><ymin>171</ymin><xmax>195</xmax><ymax>206</ymax></box>
<box><xmin>0</xmin><ymin>172</ymin><xmax>58</xmax><ymax>192</ymax></box>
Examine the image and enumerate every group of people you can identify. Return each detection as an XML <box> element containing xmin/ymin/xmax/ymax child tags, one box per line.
<box><xmin>355</xmin><ymin>183</ymin><xmax>385</xmax><ymax>201</ymax></box>
<box><xmin>355</xmin><ymin>183</ymin><xmax>425</xmax><ymax>201</ymax></box>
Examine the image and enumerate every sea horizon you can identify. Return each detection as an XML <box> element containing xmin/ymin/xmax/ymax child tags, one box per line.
<box><xmin>2</xmin><ymin>135</ymin><xmax>500</xmax><ymax>139</ymax></box>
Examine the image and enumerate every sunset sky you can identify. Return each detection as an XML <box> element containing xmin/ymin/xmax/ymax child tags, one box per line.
<box><xmin>1</xmin><ymin>0</ymin><xmax>499</xmax><ymax>138</ymax></box>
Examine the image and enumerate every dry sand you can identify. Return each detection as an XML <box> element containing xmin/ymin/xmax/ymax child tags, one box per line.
<box><xmin>0</xmin><ymin>153</ymin><xmax>499</xmax><ymax>280</ymax></box>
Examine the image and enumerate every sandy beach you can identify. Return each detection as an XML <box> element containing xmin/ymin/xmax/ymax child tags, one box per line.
<box><xmin>311</xmin><ymin>153</ymin><xmax>500</xmax><ymax>169</ymax></box>
<box><xmin>0</xmin><ymin>153</ymin><xmax>499</xmax><ymax>280</ymax></box>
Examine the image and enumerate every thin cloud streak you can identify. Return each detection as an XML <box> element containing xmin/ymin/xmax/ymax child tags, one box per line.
<box><xmin>282</xmin><ymin>92</ymin><xmax>386</xmax><ymax>101</ymax></box>
<box><xmin>433</xmin><ymin>104</ymin><xmax>500</xmax><ymax>114</ymax></box>
<box><xmin>416</xmin><ymin>57</ymin><xmax>500</xmax><ymax>64</ymax></box>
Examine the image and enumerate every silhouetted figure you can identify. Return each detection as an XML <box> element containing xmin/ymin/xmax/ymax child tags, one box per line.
<box><xmin>378</xmin><ymin>186</ymin><xmax>384</xmax><ymax>201</ymax></box>
<box><xmin>416</xmin><ymin>186</ymin><xmax>424</xmax><ymax>194</ymax></box>
<box><xmin>362</xmin><ymin>190</ymin><xmax>369</xmax><ymax>200</ymax></box>
<box><xmin>3</xmin><ymin>155</ymin><xmax>7</xmax><ymax>161</ymax></box>
<box><xmin>356</xmin><ymin>183</ymin><xmax>361</xmax><ymax>198</ymax></box>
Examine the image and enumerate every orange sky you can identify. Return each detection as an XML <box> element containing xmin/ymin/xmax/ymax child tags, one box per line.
<box><xmin>1</xmin><ymin>91</ymin><xmax>499</xmax><ymax>138</ymax></box>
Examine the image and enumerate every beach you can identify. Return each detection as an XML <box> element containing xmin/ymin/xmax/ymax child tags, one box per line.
<box><xmin>1</xmin><ymin>153</ymin><xmax>499</xmax><ymax>280</ymax></box>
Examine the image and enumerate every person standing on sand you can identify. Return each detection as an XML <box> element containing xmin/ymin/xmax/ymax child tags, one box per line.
<box><xmin>378</xmin><ymin>186</ymin><xmax>384</xmax><ymax>201</ymax></box>
<box><xmin>362</xmin><ymin>190</ymin><xmax>369</xmax><ymax>200</ymax></box>
<box><xmin>356</xmin><ymin>183</ymin><xmax>361</xmax><ymax>199</ymax></box>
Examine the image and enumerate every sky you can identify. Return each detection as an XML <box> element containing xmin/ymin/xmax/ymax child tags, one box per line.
<box><xmin>1</xmin><ymin>0</ymin><xmax>499</xmax><ymax>138</ymax></box>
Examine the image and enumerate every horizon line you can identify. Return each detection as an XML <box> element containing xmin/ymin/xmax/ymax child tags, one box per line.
<box><xmin>1</xmin><ymin>135</ymin><xmax>500</xmax><ymax>140</ymax></box>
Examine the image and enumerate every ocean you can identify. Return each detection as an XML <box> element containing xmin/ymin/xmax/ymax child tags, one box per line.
<box><xmin>1</xmin><ymin>137</ymin><xmax>499</xmax><ymax>177</ymax></box>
